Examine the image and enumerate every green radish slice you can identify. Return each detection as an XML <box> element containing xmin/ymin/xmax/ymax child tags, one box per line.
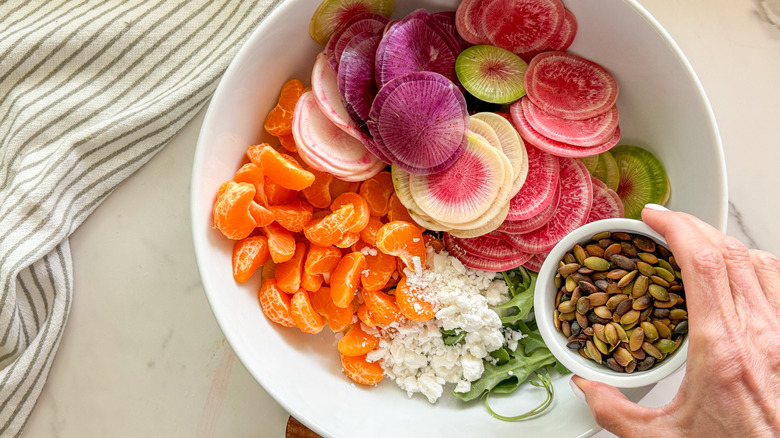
<box><xmin>409</xmin><ymin>134</ymin><xmax>505</xmax><ymax>224</ymax></box>
<box><xmin>309</xmin><ymin>0</ymin><xmax>394</xmax><ymax>45</ymax></box>
<box><xmin>456</xmin><ymin>45</ymin><xmax>528</xmax><ymax>104</ymax></box>
<box><xmin>580</xmin><ymin>151</ymin><xmax>620</xmax><ymax>192</ymax></box>
<box><xmin>472</xmin><ymin>112</ymin><xmax>528</xmax><ymax>196</ymax></box>
<box><xmin>610</xmin><ymin>145</ymin><xmax>670</xmax><ymax>219</ymax></box>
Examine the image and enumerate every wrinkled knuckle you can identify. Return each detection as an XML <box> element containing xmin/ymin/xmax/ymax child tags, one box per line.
<box><xmin>750</xmin><ymin>249</ymin><xmax>780</xmax><ymax>272</ymax></box>
<box><xmin>720</xmin><ymin>237</ymin><xmax>752</xmax><ymax>266</ymax></box>
<box><xmin>687</xmin><ymin>245</ymin><xmax>726</xmax><ymax>277</ymax></box>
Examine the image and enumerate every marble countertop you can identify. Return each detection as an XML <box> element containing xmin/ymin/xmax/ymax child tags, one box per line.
<box><xmin>22</xmin><ymin>0</ymin><xmax>780</xmax><ymax>436</ymax></box>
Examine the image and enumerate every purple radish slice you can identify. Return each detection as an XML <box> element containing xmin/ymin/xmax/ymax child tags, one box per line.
<box><xmin>431</xmin><ymin>10</ymin><xmax>471</xmax><ymax>51</ymax></box>
<box><xmin>311</xmin><ymin>51</ymin><xmax>365</xmax><ymax>141</ymax></box>
<box><xmin>444</xmin><ymin>232</ymin><xmax>523</xmax><ymax>261</ymax></box>
<box><xmin>522</xmin><ymin>96</ymin><xmax>619</xmax><ymax>147</ymax></box>
<box><xmin>502</xmin><ymin>158</ymin><xmax>593</xmax><ymax>253</ymax></box>
<box><xmin>327</xmin><ymin>13</ymin><xmax>388</xmax><ymax>71</ymax></box>
<box><xmin>479</xmin><ymin>0</ymin><xmax>565</xmax><ymax>58</ymax></box>
<box><xmin>361</xmin><ymin>135</ymin><xmax>393</xmax><ymax>165</ymax></box>
<box><xmin>523</xmin><ymin>252</ymin><xmax>548</xmax><ymax>272</ymax></box>
<box><xmin>374</xmin><ymin>9</ymin><xmax>461</xmax><ymax>88</ymax></box>
<box><xmin>368</xmin><ymin>71</ymin><xmax>468</xmax><ymax>174</ymax></box>
<box><xmin>511</xmin><ymin>99</ymin><xmax>621</xmax><ymax>158</ymax></box>
<box><xmin>409</xmin><ymin>133</ymin><xmax>505</xmax><ymax>224</ymax></box>
<box><xmin>444</xmin><ymin>233</ymin><xmax>532</xmax><ymax>271</ymax></box>
<box><xmin>586</xmin><ymin>177</ymin><xmax>625</xmax><ymax>223</ymax></box>
<box><xmin>547</xmin><ymin>8</ymin><xmax>577</xmax><ymax>51</ymax></box>
<box><xmin>524</xmin><ymin>51</ymin><xmax>619</xmax><ymax>120</ymax></box>
<box><xmin>455</xmin><ymin>0</ymin><xmax>488</xmax><ymax>45</ymax></box>
<box><xmin>309</xmin><ymin>0</ymin><xmax>394</xmax><ymax>45</ymax></box>
<box><xmin>500</xmin><ymin>176</ymin><xmax>561</xmax><ymax>234</ymax></box>
<box><xmin>292</xmin><ymin>91</ymin><xmax>380</xmax><ymax>175</ymax></box>
<box><xmin>446</xmin><ymin>202</ymin><xmax>510</xmax><ymax>238</ymax></box>
<box><xmin>338</xmin><ymin>31</ymin><xmax>381</xmax><ymax>125</ymax></box>
<box><xmin>471</xmin><ymin>112</ymin><xmax>528</xmax><ymax>196</ymax></box>
<box><xmin>506</xmin><ymin>144</ymin><xmax>559</xmax><ymax>221</ymax></box>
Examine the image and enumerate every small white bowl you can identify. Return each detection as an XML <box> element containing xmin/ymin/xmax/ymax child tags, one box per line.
<box><xmin>535</xmin><ymin>218</ymin><xmax>688</xmax><ymax>388</ymax></box>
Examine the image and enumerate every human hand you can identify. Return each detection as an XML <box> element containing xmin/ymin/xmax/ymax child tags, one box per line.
<box><xmin>570</xmin><ymin>204</ymin><xmax>780</xmax><ymax>438</ymax></box>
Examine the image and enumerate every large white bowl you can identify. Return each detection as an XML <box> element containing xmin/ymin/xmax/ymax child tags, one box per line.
<box><xmin>191</xmin><ymin>1</ymin><xmax>726</xmax><ymax>437</ymax></box>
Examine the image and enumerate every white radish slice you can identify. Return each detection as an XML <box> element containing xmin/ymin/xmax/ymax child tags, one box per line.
<box><xmin>409</xmin><ymin>134</ymin><xmax>505</xmax><ymax>224</ymax></box>
<box><xmin>522</xmin><ymin>97</ymin><xmax>619</xmax><ymax>147</ymax></box>
<box><xmin>505</xmin><ymin>143</ymin><xmax>559</xmax><ymax>221</ymax></box>
<box><xmin>524</xmin><ymin>51</ymin><xmax>619</xmax><ymax>120</ymax></box>
<box><xmin>311</xmin><ymin>52</ymin><xmax>364</xmax><ymax>140</ymax></box>
<box><xmin>335</xmin><ymin>157</ymin><xmax>386</xmax><ymax>182</ymax></box>
<box><xmin>469</xmin><ymin>117</ymin><xmax>502</xmax><ymax>152</ymax></box>
<box><xmin>408</xmin><ymin>209</ymin><xmax>452</xmax><ymax>232</ymax></box>
<box><xmin>446</xmin><ymin>202</ymin><xmax>510</xmax><ymax>238</ymax></box>
<box><xmin>391</xmin><ymin>165</ymin><xmax>450</xmax><ymax>230</ymax></box>
<box><xmin>292</xmin><ymin>91</ymin><xmax>381</xmax><ymax>175</ymax></box>
<box><xmin>472</xmin><ymin>112</ymin><xmax>528</xmax><ymax>197</ymax></box>
<box><xmin>586</xmin><ymin>177</ymin><xmax>625</xmax><ymax>222</ymax></box>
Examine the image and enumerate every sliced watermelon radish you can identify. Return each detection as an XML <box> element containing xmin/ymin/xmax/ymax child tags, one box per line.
<box><xmin>479</xmin><ymin>0</ymin><xmax>565</xmax><ymax>58</ymax></box>
<box><xmin>521</xmin><ymin>97</ymin><xmax>619</xmax><ymax>147</ymax></box>
<box><xmin>446</xmin><ymin>202</ymin><xmax>510</xmax><ymax>238</ymax></box>
<box><xmin>311</xmin><ymin>51</ymin><xmax>364</xmax><ymax>140</ymax></box>
<box><xmin>455</xmin><ymin>0</ymin><xmax>487</xmax><ymax>45</ymax></box>
<box><xmin>430</xmin><ymin>10</ymin><xmax>471</xmax><ymax>51</ymax></box>
<box><xmin>511</xmin><ymin>99</ymin><xmax>621</xmax><ymax>157</ymax></box>
<box><xmin>506</xmin><ymin>144</ymin><xmax>559</xmax><ymax>221</ymax></box>
<box><xmin>444</xmin><ymin>233</ymin><xmax>527</xmax><ymax>261</ymax></box>
<box><xmin>374</xmin><ymin>9</ymin><xmax>461</xmax><ymax>88</ymax></box>
<box><xmin>471</xmin><ymin>112</ymin><xmax>528</xmax><ymax>196</ymax></box>
<box><xmin>338</xmin><ymin>31</ymin><xmax>381</xmax><ymax>125</ymax></box>
<box><xmin>586</xmin><ymin>177</ymin><xmax>624</xmax><ymax>222</ymax></box>
<box><xmin>367</xmin><ymin>71</ymin><xmax>468</xmax><ymax>174</ymax></box>
<box><xmin>327</xmin><ymin>12</ymin><xmax>388</xmax><ymax>71</ymax></box>
<box><xmin>409</xmin><ymin>133</ymin><xmax>505</xmax><ymax>224</ymax></box>
<box><xmin>499</xmin><ymin>176</ymin><xmax>560</xmax><ymax>234</ymax></box>
<box><xmin>547</xmin><ymin>8</ymin><xmax>577</xmax><ymax>51</ymax></box>
<box><xmin>443</xmin><ymin>233</ymin><xmax>532</xmax><ymax>272</ymax></box>
<box><xmin>502</xmin><ymin>158</ymin><xmax>593</xmax><ymax>253</ymax></box>
<box><xmin>469</xmin><ymin>118</ymin><xmax>502</xmax><ymax>151</ymax></box>
<box><xmin>524</xmin><ymin>51</ymin><xmax>618</xmax><ymax>120</ymax></box>
<box><xmin>523</xmin><ymin>252</ymin><xmax>548</xmax><ymax>272</ymax></box>
<box><xmin>309</xmin><ymin>0</ymin><xmax>394</xmax><ymax>45</ymax></box>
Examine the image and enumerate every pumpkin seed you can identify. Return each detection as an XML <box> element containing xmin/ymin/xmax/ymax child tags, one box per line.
<box><xmin>620</xmin><ymin>242</ymin><xmax>638</xmax><ymax>257</ymax></box>
<box><xmin>629</xmin><ymin>347</ymin><xmax>646</xmax><ymax>360</ymax></box>
<box><xmin>611</xmin><ymin>254</ymin><xmax>637</xmax><ymax>271</ymax></box>
<box><xmin>604</xmin><ymin>243</ymin><xmax>622</xmax><ymax>259</ymax></box>
<box><xmin>669</xmin><ymin>309</ymin><xmax>688</xmax><ymax>320</ymax></box>
<box><xmin>621</xmin><ymin>309</ymin><xmax>640</xmax><ymax>326</ymax></box>
<box><xmin>594</xmin><ymin>306</ymin><xmax>612</xmax><ymax>320</ymax></box>
<box><xmin>641</xmin><ymin>321</ymin><xmax>659</xmax><ymax>342</ymax></box>
<box><xmin>592</xmin><ymin>231</ymin><xmax>611</xmax><ymax>241</ymax></box>
<box><xmin>558</xmin><ymin>300</ymin><xmax>576</xmax><ymax>314</ymax></box>
<box><xmin>560</xmin><ymin>311</ymin><xmax>576</xmax><ymax>321</ymax></box>
<box><xmin>655</xmin><ymin>339</ymin><xmax>676</xmax><ymax>354</ymax></box>
<box><xmin>567</xmin><ymin>340</ymin><xmax>586</xmax><ymax>350</ymax></box>
<box><xmin>629</xmin><ymin>326</ymin><xmax>645</xmax><ymax>351</ymax></box>
<box><xmin>673</xmin><ymin>320</ymin><xmax>688</xmax><ymax>335</ymax></box>
<box><xmin>553</xmin><ymin>310</ymin><xmax>561</xmax><ymax>331</ymax></box>
<box><xmin>606</xmin><ymin>358</ymin><xmax>625</xmax><ymax>373</ymax></box>
<box><xmin>585</xmin><ymin>244</ymin><xmax>605</xmax><ymax>258</ymax></box>
<box><xmin>586</xmin><ymin>340</ymin><xmax>603</xmax><ymax>364</ymax></box>
<box><xmin>632</xmin><ymin>295</ymin><xmax>653</xmax><ymax>310</ymax></box>
<box><xmin>604</xmin><ymin>322</ymin><xmax>619</xmax><ymax>346</ymax></box>
<box><xmin>584</xmin><ymin>256</ymin><xmax>610</xmax><ymax>271</ymax></box>
<box><xmin>649</xmin><ymin>284</ymin><xmax>669</xmax><ymax>301</ymax></box>
<box><xmin>632</xmin><ymin>275</ymin><xmax>649</xmax><ymax>298</ymax></box>
<box><xmin>558</xmin><ymin>263</ymin><xmax>581</xmax><ymax>277</ymax></box>
<box><xmin>607</xmin><ymin>269</ymin><xmax>628</xmax><ymax>280</ymax></box>
<box><xmin>576</xmin><ymin>312</ymin><xmax>589</xmax><ymax>329</ymax></box>
<box><xmin>617</xmin><ymin>270</ymin><xmax>638</xmax><ymax>288</ymax></box>
<box><xmin>636</xmin><ymin>261</ymin><xmax>655</xmax><ymax>277</ymax></box>
<box><xmin>637</xmin><ymin>356</ymin><xmax>656</xmax><ymax>371</ymax></box>
<box><xmin>650</xmin><ymin>275</ymin><xmax>670</xmax><ymax>287</ymax></box>
<box><xmin>593</xmin><ymin>324</ymin><xmax>606</xmax><ymax>343</ymax></box>
<box><xmin>641</xmin><ymin>342</ymin><xmax>663</xmax><ymax>360</ymax></box>
<box><xmin>576</xmin><ymin>297</ymin><xmax>591</xmax><ymax>315</ymax></box>
<box><xmin>612</xmin><ymin>232</ymin><xmax>631</xmax><ymax>241</ymax></box>
<box><xmin>611</xmin><ymin>322</ymin><xmax>629</xmax><ymax>342</ymax></box>
<box><xmin>624</xmin><ymin>359</ymin><xmax>637</xmax><ymax>373</ymax></box>
<box><xmin>594</xmin><ymin>336</ymin><xmax>610</xmax><ymax>355</ymax></box>
<box><xmin>588</xmin><ymin>292</ymin><xmax>609</xmax><ymax>307</ymax></box>
<box><xmin>614</xmin><ymin>299</ymin><xmax>632</xmax><ymax>317</ymax></box>
<box><xmin>594</xmin><ymin>279</ymin><xmax>609</xmax><ymax>292</ymax></box>
<box><xmin>573</xmin><ymin>244</ymin><xmax>588</xmax><ymax>264</ymax></box>
<box><xmin>564</xmin><ymin>253</ymin><xmax>577</xmax><ymax>265</ymax></box>
<box><xmin>613</xmin><ymin>347</ymin><xmax>634</xmax><ymax>367</ymax></box>
<box><xmin>606</xmin><ymin>294</ymin><xmax>628</xmax><ymax>311</ymax></box>
<box><xmin>653</xmin><ymin>308</ymin><xmax>670</xmax><ymax>318</ymax></box>
<box><xmin>579</xmin><ymin>281</ymin><xmax>598</xmax><ymax>295</ymax></box>
<box><xmin>638</xmin><ymin>252</ymin><xmax>659</xmax><ymax>264</ymax></box>
<box><xmin>633</xmin><ymin>235</ymin><xmax>656</xmax><ymax>252</ymax></box>
<box><xmin>565</xmin><ymin>275</ymin><xmax>578</xmax><ymax>292</ymax></box>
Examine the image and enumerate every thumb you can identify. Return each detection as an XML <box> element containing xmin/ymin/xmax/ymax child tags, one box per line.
<box><xmin>571</xmin><ymin>375</ymin><xmax>664</xmax><ymax>437</ymax></box>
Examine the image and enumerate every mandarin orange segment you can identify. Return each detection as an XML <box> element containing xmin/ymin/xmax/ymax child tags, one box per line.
<box><xmin>248</xmin><ymin>203</ymin><xmax>275</xmax><ymax>227</ymax></box>
<box><xmin>352</xmin><ymin>242</ymin><xmax>396</xmax><ymax>292</ymax></box>
<box><xmin>338</xmin><ymin>323</ymin><xmax>381</xmax><ymax>357</ymax></box>
<box><xmin>258</xmin><ymin>279</ymin><xmax>295</xmax><ymax>328</ymax></box>
<box><xmin>278</xmin><ymin>133</ymin><xmax>297</xmax><ymax>153</ymax></box>
<box><xmin>387</xmin><ymin>194</ymin><xmax>426</xmax><ymax>232</ymax></box>
<box><xmin>362</xmin><ymin>288</ymin><xmax>404</xmax><ymax>326</ymax></box>
<box><xmin>268</xmin><ymin>199</ymin><xmax>314</xmax><ymax>232</ymax></box>
<box><xmin>376</xmin><ymin>221</ymin><xmax>427</xmax><ymax>272</ymax></box>
<box><xmin>264</xmin><ymin>79</ymin><xmax>305</xmax><ymax>137</ymax></box>
<box><xmin>310</xmin><ymin>286</ymin><xmax>353</xmax><ymax>332</ymax></box>
<box><xmin>359</xmin><ymin>215</ymin><xmax>383</xmax><ymax>247</ymax></box>
<box><xmin>259</xmin><ymin>146</ymin><xmax>315</xmax><ymax>191</ymax></box>
<box><xmin>213</xmin><ymin>181</ymin><xmax>263</xmax><ymax>240</ymax></box>
<box><xmin>302</xmin><ymin>168</ymin><xmax>333</xmax><ymax>208</ymax></box>
<box><xmin>301</xmin><ymin>271</ymin><xmax>323</xmax><ymax>293</ymax></box>
<box><xmin>304</xmin><ymin>244</ymin><xmax>342</xmax><ymax>275</ymax></box>
<box><xmin>330</xmin><ymin>252</ymin><xmax>366</xmax><ymax>308</ymax></box>
<box><xmin>232</xmin><ymin>236</ymin><xmax>270</xmax><ymax>283</ymax></box>
<box><xmin>334</xmin><ymin>231</ymin><xmax>360</xmax><ymax>249</ymax></box>
<box><xmin>264</xmin><ymin>222</ymin><xmax>296</xmax><ymax>264</ymax></box>
<box><xmin>290</xmin><ymin>289</ymin><xmax>325</xmax><ymax>334</ymax></box>
<box><xmin>275</xmin><ymin>242</ymin><xmax>306</xmax><ymax>294</ymax></box>
<box><xmin>359</xmin><ymin>172</ymin><xmax>394</xmax><ymax>216</ymax></box>
<box><xmin>384</xmin><ymin>270</ymin><xmax>401</xmax><ymax>290</ymax></box>
<box><xmin>329</xmin><ymin>178</ymin><xmax>361</xmax><ymax>200</ymax></box>
<box><xmin>331</xmin><ymin>192</ymin><xmax>370</xmax><ymax>233</ymax></box>
<box><xmin>341</xmin><ymin>354</ymin><xmax>384</xmax><ymax>385</ymax></box>
<box><xmin>264</xmin><ymin>177</ymin><xmax>297</xmax><ymax>206</ymax></box>
<box><xmin>303</xmin><ymin>204</ymin><xmax>354</xmax><ymax>247</ymax></box>
<box><xmin>357</xmin><ymin>303</ymin><xmax>378</xmax><ymax>327</ymax></box>
<box><xmin>395</xmin><ymin>276</ymin><xmax>437</xmax><ymax>322</ymax></box>
<box><xmin>234</xmin><ymin>162</ymin><xmax>268</xmax><ymax>206</ymax></box>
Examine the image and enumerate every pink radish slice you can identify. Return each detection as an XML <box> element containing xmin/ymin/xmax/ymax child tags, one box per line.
<box><xmin>500</xmin><ymin>177</ymin><xmax>561</xmax><ymax>234</ymax></box>
<box><xmin>547</xmin><ymin>8</ymin><xmax>577</xmax><ymax>51</ymax></box>
<box><xmin>511</xmin><ymin>100</ymin><xmax>621</xmax><ymax>158</ymax></box>
<box><xmin>524</xmin><ymin>51</ymin><xmax>619</xmax><ymax>120</ymax></box>
<box><xmin>586</xmin><ymin>177</ymin><xmax>625</xmax><ymax>222</ymax></box>
<box><xmin>502</xmin><ymin>158</ymin><xmax>593</xmax><ymax>253</ymax></box>
<box><xmin>431</xmin><ymin>10</ymin><xmax>471</xmax><ymax>51</ymax></box>
<box><xmin>523</xmin><ymin>252</ymin><xmax>548</xmax><ymax>272</ymax></box>
<box><xmin>367</xmin><ymin>71</ymin><xmax>468</xmax><ymax>174</ymax></box>
<box><xmin>334</xmin><ymin>157</ymin><xmax>387</xmax><ymax>182</ymax></box>
<box><xmin>292</xmin><ymin>91</ymin><xmax>380</xmax><ymax>175</ymax></box>
<box><xmin>455</xmin><ymin>0</ymin><xmax>487</xmax><ymax>45</ymax></box>
<box><xmin>311</xmin><ymin>51</ymin><xmax>364</xmax><ymax>141</ymax></box>
<box><xmin>338</xmin><ymin>32</ymin><xmax>381</xmax><ymax>125</ymax></box>
<box><xmin>444</xmin><ymin>234</ymin><xmax>532</xmax><ymax>271</ymax></box>
<box><xmin>374</xmin><ymin>9</ymin><xmax>461</xmax><ymax>88</ymax></box>
<box><xmin>325</xmin><ymin>12</ymin><xmax>388</xmax><ymax>71</ymax></box>
<box><xmin>521</xmin><ymin>97</ymin><xmax>619</xmax><ymax>147</ymax></box>
<box><xmin>506</xmin><ymin>144</ymin><xmax>559</xmax><ymax>220</ymax></box>
<box><xmin>479</xmin><ymin>0</ymin><xmax>565</xmax><ymax>58</ymax></box>
<box><xmin>443</xmin><ymin>233</ymin><xmax>524</xmax><ymax>261</ymax></box>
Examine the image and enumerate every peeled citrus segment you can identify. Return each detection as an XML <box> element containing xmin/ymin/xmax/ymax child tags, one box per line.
<box><xmin>302</xmin><ymin>168</ymin><xmax>334</xmax><ymax>209</ymax></box>
<box><xmin>275</xmin><ymin>242</ymin><xmax>307</xmax><ymax>294</ymax></box>
<box><xmin>304</xmin><ymin>204</ymin><xmax>355</xmax><ymax>247</ymax></box>
<box><xmin>522</xmin><ymin>97</ymin><xmax>619</xmax><ymax>147</ymax></box>
<box><xmin>256</xmin><ymin>145</ymin><xmax>315</xmax><ymax>191</ymax></box>
<box><xmin>264</xmin><ymin>222</ymin><xmax>297</xmax><ymax>264</ymax></box>
<box><xmin>359</xmin><ymin>171</ymin><xmax>394</xmax><ymax>216</ymax></box>
<box><xmin>580</xmin><ymin>150</ymin><xmax>620</xmax><ymax>192</ymax></box>
<box><xmin>268</xmin><ymin>199</ymin><xmax>314</xmax><ymax>233</ymax></box>
<box><xmin>212</xmin><ymin>181</ymin><xmax>263</xmax><ymax>240</ymax></box>
<box><xmin>310</xmin><ymin>286</ymin><xmax>353</xmax><ymax>332</ymax></box>
<box><xmin>338</xmin><ymin>323</ymin><xmax>381</xmax><ymax>356</ymax></box>
<box><xmin>524</xmin><ymin>51</ymin><xmax>618</xmax><ymax>120</ymax></box>
<box><xmin>354</xmin><ymin>241</ymin><xmax>396</xmax><ymax>291</ymax></box>
<box><xmin>305</xmin><ymin>244</ymin><xmax>343</xmax><ymax>275</ymax></box>
<box><xmin>309</xmin><ymin>0</ymin><xmax>394</xmax><ymax>45</ymax></box>
<box><xmin>375</xmin><ymin>221</ymin><xmax>426</xmax><ymax>271</ymax></box>
<box><xmin>232</xmin><ymin>236</ymin><xmax>270</xmax><ymax>283</ymax></box>
<box><xmin>409</xmin><ymin>134</ymin><xmax>505</xmax><ymax>224</ymax></box>
<box><xmin>330</xmin><ymin>251</ymin><xmax>366</xmax><ymax>308</ymax></box>
<box><xmin>479</xmin><ymin>0</ymin><xmax>565</xmax><ymax>58</ymax></box>
<box><xmin>340</xmin><ymin>353</ymin><xmax>384</xmax><ymax>385</ymax></box>
<box><xmin>456</xmin><ymin>45</ymin><xmax>528</xmax><ymax>104</ymax></box>
<box><xmin>610</xmin><ymin>145</ymin><xmax>670</xmax><ymax>219</ymax></box>
<box><xmin>301</xmin><ymin>271</ymin><xmax>324</xmax><ymax>293</ymax></box>
<box><xmin>395</xmin><ymin>276</ymin><xmax>437</xmax><ymax>322</ymax></box>
<box><xmin>291</xmin><ymin>289</ymin><xmax>326</xmax><ymax>334</ymax></box>
<box><xmin>258</xmin><ymin>279</ymin><xmax>296</xmax><ymax>328</ymax></box>
<box><xmin>362</xmin><ymin>288</ymin><xmax>404</xmax><ymax>326</ymax></box>
<box><xmin>587</xmin><ymin>177</ymin><xmax>625</xmax><ymax>223</ymax></box>
<box><xmin>331</xmin><ymin>192</ymin><xmax>370</xmax><ymax>233</ymax></box>
<box><xmin>264</xmin><ymin>79</ymin><xmax>305</xmax><ymax>137</ymax></box>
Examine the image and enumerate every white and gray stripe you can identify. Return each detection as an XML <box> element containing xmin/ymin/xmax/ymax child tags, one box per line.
<box><xmin>0</xmin><ymin>0</ymin><xmax>283</xmax><ymax>433</ymax></box>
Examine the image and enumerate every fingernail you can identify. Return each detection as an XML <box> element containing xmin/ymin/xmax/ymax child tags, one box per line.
<box><xmin>644</xmin><ymin>203</ymin><xmax>669</xmax><ymax>211</ymax></box>
<box><xmin>569</xmin><ymin>377</ymin><xmax>586</xmax><ymax>403</ymax></box>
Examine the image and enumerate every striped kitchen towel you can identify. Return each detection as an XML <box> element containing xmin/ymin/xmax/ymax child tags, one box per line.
<box><xmin>0</xmin><ymin>0</ymin><xmax>283</xmax><ymax>434</ymax></box>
